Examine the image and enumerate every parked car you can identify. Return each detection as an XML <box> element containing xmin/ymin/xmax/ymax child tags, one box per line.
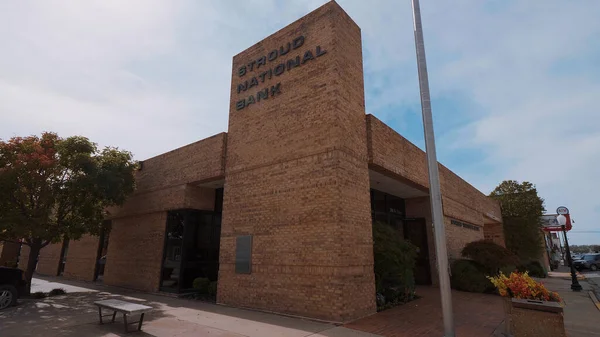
<box><xmin>0</xmin><ymin>267</ymin><xmax>27</xmax><ymax>310</ymax></box>
<box><xmin>573</xmin><ymin>254</ymin><xmax>600</xmax><ymax>271</ymax></box>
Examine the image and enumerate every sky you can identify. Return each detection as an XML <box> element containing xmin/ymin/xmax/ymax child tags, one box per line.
<box><xmin>1</xmin><ymin>1</ymin><xmax>599</xmax><ymax>244</ymax></box>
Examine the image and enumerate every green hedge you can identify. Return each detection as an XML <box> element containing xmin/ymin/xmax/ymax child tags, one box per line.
<box><xmin>451</xmin><ymin>240</ymin><xmax>523</xmax><ymax>294</ymax></box>
<box><xmin>518</xmin><ymin>261</ymin><xmax>547</xmax><ymax>278</ymax></box>
<box><xmin>192</xmin><ymin>277</ymin><xmax>210</xmax><ymax>293</ymax></box>
<box><xmin>373</xmin><ymin>221</ymin><xmax>418</xmax><ymax>309</ymax></box>
<box><xmin>208</xmin><ymin>281</ymin><xmax>218</xmax><ymax>297</ymax></box>
<box><xmin>450</xmin><ymin>259</ymin><xmax>493</xmax><ymax>293</ymax></box>
<box><xmin>461</xmin><ymin>240</ymin><xmax>519</xmax><ymax>275</ymax></box>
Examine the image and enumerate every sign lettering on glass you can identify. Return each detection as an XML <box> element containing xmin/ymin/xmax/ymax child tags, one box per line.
<box><xmin>389</xmin><ymin>208</ymin><xmax>402</xmax><ymax>215</ymax></box>
<box><xmin>235</xmin><ymin>36</ymin><xmax>327</xmax><ymax>110</ymax></box>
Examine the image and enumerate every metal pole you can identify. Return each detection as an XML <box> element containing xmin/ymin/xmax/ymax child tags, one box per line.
<box><xmin>410</xmin><ymin>0</ymin><xmax>455</xmax><ymax>336</ymax></box>
<box><xmin>562</xmin><ymin>225</ymin><xmax>582</xmax><ymax>291</ymax></box>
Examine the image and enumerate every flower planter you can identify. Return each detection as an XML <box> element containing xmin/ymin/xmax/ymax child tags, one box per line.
<box><xmin>503</xmin><ymin>298</ymin><xmax>565</xmax><ymax>337</ymax></box>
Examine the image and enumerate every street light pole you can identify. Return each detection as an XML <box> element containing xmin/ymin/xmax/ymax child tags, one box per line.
<box><xmin>411</xmin><ymin>0</ymin><xmax>455</xmax><ymax>336</ymax></box>
<box><xmin>559</xmin><ymin>221</ymin><xmax>582</xmax><ymax>291</ymax></box>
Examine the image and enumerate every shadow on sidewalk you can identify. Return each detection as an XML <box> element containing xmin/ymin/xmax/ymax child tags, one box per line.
<box><xmin>0</xmin><ymin>274</ymin><xmax>339</xmax><ymax>337</ymax></box>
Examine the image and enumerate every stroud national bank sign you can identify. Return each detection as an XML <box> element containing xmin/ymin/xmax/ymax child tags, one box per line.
<box><xmin>235</xmin><ymin>35</ymin><xmax>327</xmax><ymax>110</ymax></box>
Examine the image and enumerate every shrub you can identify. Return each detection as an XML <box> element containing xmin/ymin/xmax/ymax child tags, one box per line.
<box><xmin>500</xmin><ymin>265</ymin><xmax>517</xmax><ymax>276</ymax></box>
<box><xmin>31</xmin><ymin>291</ymin><xmax>47</xmax><ymax>299</ymax></box>
<box><xmin>461</xmin><ymin>240</ymin><xmax>519</xmax><ymax>275</ymax></box>
<box><xmin>192</xmin><ymin>277</ymin><xmax>210</xmax><ymax>293</ymax></box>
<box><xmin>373</xmin><ymin>221</ymin><xmax>418</xmax><ymax>307</ymax></box>
<box><xmin>517</xmin><ymin>261</ymin><xmax>546</xmax><ymax>278</ymax></box>
<box><xmin>450</xmin><ymin>259</ymin><xmax>492</xmax><ymax>293</ymax></box>
<box><xmin>208</xmin><ymin>281</ymin><xmax>218</xmax><ymax>297</ymax></box>
<box><xmin>49</xmin><ymin>288</ymin><xmax>67</xmax><ymax>296</ymax></box>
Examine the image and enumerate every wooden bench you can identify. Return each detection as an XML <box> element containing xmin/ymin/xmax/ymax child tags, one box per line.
<box><xmin>94</xmin><ymin>299</ymin><xmax>153</xmax><ymax>333</ymax></box>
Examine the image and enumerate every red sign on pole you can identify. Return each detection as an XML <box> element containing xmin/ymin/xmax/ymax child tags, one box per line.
<box><xmin>541</xmin><ymin>213</ymin><xmax>573</xmax><ymax>232</ymax></box>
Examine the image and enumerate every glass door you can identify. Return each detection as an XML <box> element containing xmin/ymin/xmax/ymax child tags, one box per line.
<box><xmin>179</xmin><ymin>212</ymin><xmax>221</xmax><ymax>291</ymax></box>
<box><xmin>160</xmin><ymin>211</ymin><xmax>185</xmax><ymax>292</ymax></box>
<box><xmin>160</xmin><ymin>210</ymin><xmax>222</xmax><ymax>293</ymax></box>
<box><xmin>403</xmin><ymin>218</ymin><xmax>432</xmax><ymax>285</ymax></box>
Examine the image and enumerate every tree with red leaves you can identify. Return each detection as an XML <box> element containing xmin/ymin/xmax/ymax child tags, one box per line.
<box><xmin>0</xmin><ymin>132</ymin><xmax>136</xmax><ymax>293</ymax></box>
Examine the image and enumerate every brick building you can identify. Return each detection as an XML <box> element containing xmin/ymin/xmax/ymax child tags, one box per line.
<box><xmin>0</xmin><ymin>241</ymin><xmax>20</xmax><ymax>267</ymax></box>
<box><xmin>13</xmin><ymin>1</ymin><xmax>504</xmax><ymax>323</ymax></box>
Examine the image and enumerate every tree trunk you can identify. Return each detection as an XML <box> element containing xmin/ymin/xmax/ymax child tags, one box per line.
<box><xmin>24</xmin><ymin>243</ymin><xmax>41</xmax><ymax>295</ymax></box>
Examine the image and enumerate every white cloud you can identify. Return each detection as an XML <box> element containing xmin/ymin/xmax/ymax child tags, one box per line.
<box><xmin>1</xmin><ymin>0</ymin><xmax>599</xmax><ymax>243</ymax></box>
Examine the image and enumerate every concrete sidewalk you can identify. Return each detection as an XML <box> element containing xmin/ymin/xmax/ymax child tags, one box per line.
<box><xmin>542</xmin><ymin>273</ymin><xmax>600</xmax><ymax>337</ymax></box>
<box><xmin>0</xmin><ymin>276</ymin><xmax>381</xmax><ymax>337</ymax></box>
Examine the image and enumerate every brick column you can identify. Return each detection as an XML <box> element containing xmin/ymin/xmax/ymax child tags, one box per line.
<box><xmin>63</xmin><ymin>235</ymin><xmax>101</xmax><ymax>281</ymax></box>
<box><xmin>217</xmin><ymin>2</ymin><xmax>375</xmax><ymax>322</ymax></box>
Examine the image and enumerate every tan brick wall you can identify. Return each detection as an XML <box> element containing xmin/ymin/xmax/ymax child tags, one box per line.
<box><xmin>107</xmin><ymin>184</ymin><xmax>216</xmax><ymax>219</ymax></box>
<box><xmin>36</xmin><ymin>242</ymin><xmax>63</xmax><ymax>276</ymax></box>
<box><xmin>367</xmin><ymin>114</ymin><xmax>502</xmax><ymax>225</ymax></box>
<box><xmin>445</xmin><ymin>217</ymin><xmax>484</xmax><ymax>260</ymax></box>
<box><xmin>484</xmin><ymin>223</ymin><xmax>506</xmax><ymax>247</ymax></box>
<box><xmin>135</xmin><ymin>133</ymin><xmax>226</xmax><ymax>192</ymax></box>
<box><xmin>18</xmin><ymin>245</ymin><xmax>29</xmax><ymax>271</ymax></box>
<box><xmin>442</xmin><ymin>196</ymin><xmax>484</xmax><ymax>226</ymax></box>
<box><xmin>0</xmin><ymin>242</ymin><xmax>20</xmax><ymax>267</ymax></box>
<box><xmin>63</xmin><ymin>235</ymin><xmax>100</xmax><ymax>281</ymax></box>
<box><xmin>219</xmin><ymin>2</ymin><xmax>375</xmax><ymax>322</ymax></box>
<box><xmin>103</xmin><ymin>212</ymin><xmax>166</xmax><ymax>292</ymax></box>
<box><xmin>185</xmin><ymin>186</ymin><xmax>215</xmax><ymax>210</ymax></box>
<box><xmin>218</xmin><ymin>152</ymin><xmax>374</xmax><ymax>321</ymax></box>
<box><xmin>107</xmin><ymin>185</ymin><xmax>186</xmax><ymax>218</ymax></box>
<box><xmin>107</xmin><ymin>133</ymin><xmax>225</xmax><ymax>219</ymax></box>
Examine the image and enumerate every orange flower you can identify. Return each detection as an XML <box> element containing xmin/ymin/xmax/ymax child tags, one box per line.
<box><xmin>487</xmin><ymin>272</ymin><xmax>561</xmax><ymax>302</ymax></box>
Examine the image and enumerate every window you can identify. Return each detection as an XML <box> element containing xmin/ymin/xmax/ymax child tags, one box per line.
<box><xmin>370</xmin><ymin>189</ymin><xmax>406</xmax><ymax>227</ymax></box>
<box><xmin>371</xmin><ymin>189</ymin><xmax>386</xmax><ymax>213</ymax></box>
<box><xmin>583</xmin><ymin>255</ymin><xmax>597</xmax><ymax>261</ymax></box>
<box><xmin>387</xmin><ymin>194</ymin><xmax>405</xmax><ymax>216</ymax></box>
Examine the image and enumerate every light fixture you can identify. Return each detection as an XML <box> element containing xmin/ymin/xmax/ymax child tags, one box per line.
<box><xmin>557</xmin><ymin>213</ymin><xmax>582</xmax><ymax>291</ymax></box>
<box><xmin>556</xmin><ymin>214</ymin><xmax>567</xmax><ymax>226</ymax></box>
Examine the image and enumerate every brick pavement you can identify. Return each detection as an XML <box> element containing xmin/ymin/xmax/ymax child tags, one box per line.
<box><xmin>345</xmin><ymin>286</ymin><xmax>505</xmax><ymax>337</ymax></box>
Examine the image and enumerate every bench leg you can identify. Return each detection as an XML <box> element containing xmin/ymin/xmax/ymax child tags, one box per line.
<box><xmin>137</xmin><ymin>313</ymin><xmax>145</xmax><ymax>331</ymax></box>
<box><xmin>98</xmin><ymin>307</ymin><xmax>103</xmax><ymax>324</ymax></box>
<box><xmin>112</xmin><ymin>311</ymin><xmax>117</xmax><ymax>323</ymax></box>
<box><xmin>123</xmin><ymin>313</ymin><xmax>128</xmax><ymax>333</ymax></box>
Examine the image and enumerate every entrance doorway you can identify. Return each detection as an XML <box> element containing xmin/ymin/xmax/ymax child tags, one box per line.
<box><xmin>58</xmin><ymin>239</ymin><xmax>69</xmax><ymax>276</ymax></box>
<box><xmin>94</xmin><ymin>225</ymin><xmax>110</xmax><ymax>282</ymax></box>
<box><xmin>160</xmin><ymin>209</ymin><xmax>221</xmax><ymax>293</ymax></box>
<box><xmin>403</xmin><ymin>218</ymin><xmax>432</xmax><ymax>285</ymax></box>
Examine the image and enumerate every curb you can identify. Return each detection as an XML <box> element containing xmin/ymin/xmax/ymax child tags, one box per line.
<box><xmin>588</xmin><ymin>291</ymin><xmax>600</xmax><ymax>312</ymax></box>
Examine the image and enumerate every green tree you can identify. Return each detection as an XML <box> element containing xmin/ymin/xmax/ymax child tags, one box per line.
<box><xmin>0</xmin><ymin>132</ymin><xmax>136</xmax><ymax>292</ymax></box>
<box><xmin>489</xmin><ymin>180</ymin><xmax>545</xmax><ymax>263</ymax></box>
<box><xmin>572</xmin><ymin>245</ymin><xmax>600</xmax><ymax>254</ymax></box>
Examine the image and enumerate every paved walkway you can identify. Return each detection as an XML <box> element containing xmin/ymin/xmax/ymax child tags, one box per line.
<box><xmin>7</xmin><ymin>274</ymin><xmax>598</xmax><ymax>337</ymax></box>
<box><xmin>345</xmin><ymin>286</ymin><xmax>505</xmax><ymax>337</ymax></box>
<box><xmin>0</xmin><ymin>276</ymin><xmax>381</xmax><ymax>337</ymax></box>
<box><xmin>31</xmin><ymin>277</ymin><xmax>98</xmax><ymax>293</ymax></box>
<box><xmin>542</xmin><ymin>272</ymin><xmax>600</xmax><ymax>337</ymax></box>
